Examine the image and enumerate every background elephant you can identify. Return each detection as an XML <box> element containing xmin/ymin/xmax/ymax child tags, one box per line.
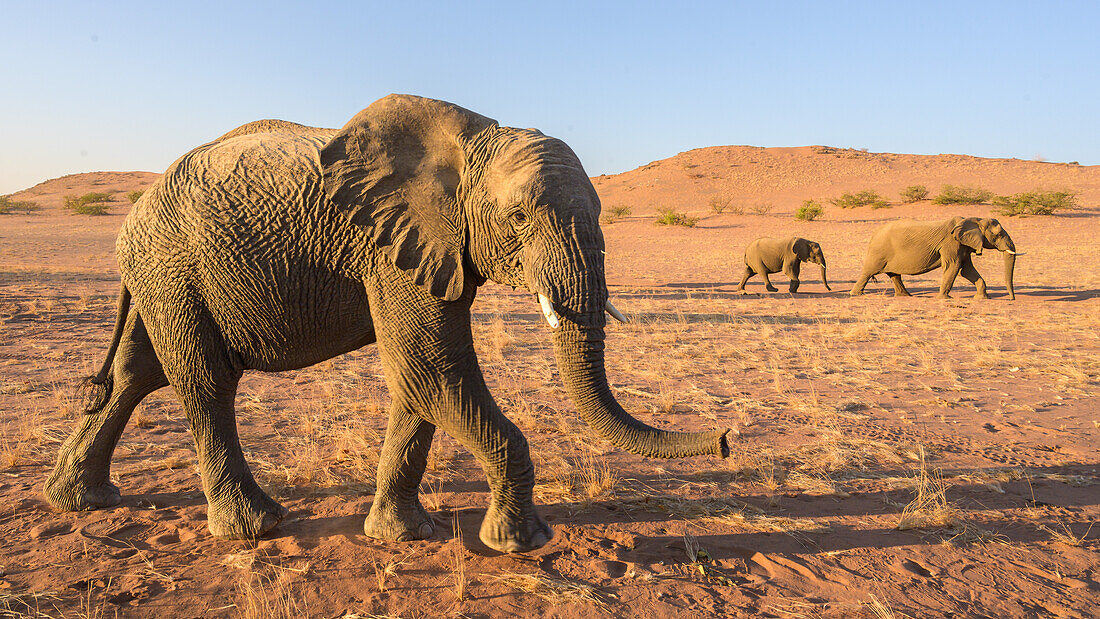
<box><xmin>850</xmin><ymin>216</ymin><xmax>1020</xmax><ymax>299</ymax></box>
<box><xmin>737</xmin><ymin>237</ymin><xmax>830</xmax><ymax>293</ymax></box>
<box><xmin>44</xmin><ymin>95</ymin><xmax>730</xmax><ymax>554</ymax></box>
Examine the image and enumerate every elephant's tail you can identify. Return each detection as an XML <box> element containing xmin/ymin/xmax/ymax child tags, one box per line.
<box><xmin>79</xmin><ymin>285</ymin><xmax>131</xmax><ymax>414</ymax></box>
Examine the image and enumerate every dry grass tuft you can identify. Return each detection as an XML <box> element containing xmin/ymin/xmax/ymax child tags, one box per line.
<box><xmin>450</xmin><ymin>514</ymin><xmax>467</xmax><ymax>601</ymax></box>
<box><xmin>494</xmin><ymin>572</ymin><xmax>608</xmax><ymax>607</ymax></box>
<box><xmin>896</xmin><ymin>447</ymin><xmax>960</xmax><ymax>532</ymax></box>
<box><xmin>235</xmin><ymin>570</ymin><xmax>304</xmax><ymax>619</ymax></box>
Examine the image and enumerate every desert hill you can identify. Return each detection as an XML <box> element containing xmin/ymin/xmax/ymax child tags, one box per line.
<box><xmin>592</xmin><ymin>145</ymin><xmax>1100</xmax><ymax>214</ymax></box>
<box><xmin>7</xmin><ymin>171</ymin><xmax>160</xmax><ymax>213</ymax></box>
<box><xmin>8</xmin><ymin>146</ymin><xmax>1100</xmax><ymax>218</ymax></box>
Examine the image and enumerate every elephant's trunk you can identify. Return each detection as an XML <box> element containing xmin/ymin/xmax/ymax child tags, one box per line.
<box><xmin>1003</xmin><ymin>251</ymin><xmax>1016</xmax><ymax>300</ymax></box>
<box><xmin>819</xmin><ymin>262</ymin><xmax>831</xmax><ymax>291</ymax></box>
<box><xmin>551</xmin><ymin>317</ymin><xmax>730</xmax><ymax>458</ymax></box>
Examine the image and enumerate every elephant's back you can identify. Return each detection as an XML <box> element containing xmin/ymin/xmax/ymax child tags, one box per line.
<box><xmin>117</xmin><ymin>130</ymin><xmax>375</xmax><ymax>372</ymax></box>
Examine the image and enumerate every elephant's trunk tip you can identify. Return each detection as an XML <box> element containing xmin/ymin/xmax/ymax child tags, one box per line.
<box><xmin>716</xmin><ymin>428</ymin><xmax>732</xmax><ymax>458</ymax></box>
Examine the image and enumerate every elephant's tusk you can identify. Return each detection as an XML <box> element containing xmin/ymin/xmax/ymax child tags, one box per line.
<box><xmin>605</xmin><ymin>300</ymin><xmax>628</xmax><ymax>324</ymax></box>
<box><xmin>1006</xmin><ymin>250</ymin><xmax>1025</xmax><ymax>256</ymax></box>
<box><xmin>538</xmin><ymin>293</ymin><xmax>560</xmax><ymax>329</ymax></box>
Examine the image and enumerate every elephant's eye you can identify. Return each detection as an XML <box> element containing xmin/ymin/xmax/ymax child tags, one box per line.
<box><xmin>510</xmin><ymin>210</ymin><xmax>528</xmax><ymax>224</ymax></box>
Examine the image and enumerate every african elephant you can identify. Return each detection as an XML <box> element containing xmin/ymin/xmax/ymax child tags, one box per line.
<box><xmin>850</xmin><ymin>216</ymin><xmax>1020</xmax><ymax>299</ymax></box>
<box><xmin>44</xmin><ymin>95</ymin><xmax>730</xmax><ymax>553</ymax></box>
<box><xmin>736</xmin><ymin>237</ymin><xmax>831</xmax><ymax>293</ymax></box>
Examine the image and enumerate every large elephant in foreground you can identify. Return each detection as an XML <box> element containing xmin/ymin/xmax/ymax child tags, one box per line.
<box><xmin>850</xmin><ymin>216</ymin><xmax>1020</xmax><ymax>299</ymax></box>
<box><xmin>44</xmin><ymin>95</ymin><xmax>730</xmax><ymax>553</ymax></box>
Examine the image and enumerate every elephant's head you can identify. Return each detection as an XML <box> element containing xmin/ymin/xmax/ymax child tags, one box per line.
<box><xmin>793</xmin><ymin>238</ymin><xmax>830</xmax><ymax>291</ymax></box>
<box><xmin>955</xmin><ymin>217</ymin><xmax>1019</xmax><ymax>300</ymax></box>
<box><xmin>320</xmin><ymin>94</ymin><xmax>729</xmax><ymax>458</ymax></box>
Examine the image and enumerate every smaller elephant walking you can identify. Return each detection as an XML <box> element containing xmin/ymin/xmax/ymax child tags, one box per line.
<box><xmin>850</xmin><ymin>217</ymin><xmax>1021</xmax><ymax>299</ymax></box>
<box><xmin>737</xmin><ymin>237</ymin><xmax>831</xmax><ymax>293</ymax></box>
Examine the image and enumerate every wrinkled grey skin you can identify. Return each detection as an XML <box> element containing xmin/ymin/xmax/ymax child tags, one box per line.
<box><xmin>737</xmin><ymin>237</ymin><xmax>830</xmax><ymax>293</ymax></box>
<box><xmin>44</xmin><ymin>95</ymin><xmax>730</xmax><ymax>553</ymax></box>
<box><xmin>850</xmin><ymin>217</ymin><xmax>1018</xmax><ymax>299</ymax></box>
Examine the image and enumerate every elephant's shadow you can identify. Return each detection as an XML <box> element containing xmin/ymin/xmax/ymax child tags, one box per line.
<box><xmin>262</xmin><ymin>462</ymin><xmax>1098</xmax><ymax>559</ymax></box>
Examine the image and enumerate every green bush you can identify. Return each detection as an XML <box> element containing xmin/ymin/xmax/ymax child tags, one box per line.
<box><xmin>932</xmin><ymin>185</ymin><xmax>993</xmax><ymax>205</ymax></box>
<box><xmin>655</xmin><ymin>207</ymin><xmax>699</xmax><ymax>227</ymax></box>
<box><xmin>899</xmin><ymin>185</ymin><xmax>929</xmax><ymax>203</ymax></box>
<box><xmin>795</xmin><ymin>200</ymin><xmax>824</xmax><ymax>221</ymax></box>
<box><xmin>0</xmin><ymin>195</ymin><xmax>41</xmax><ymax>214</ymax></box>
<box><xmin>830</xmin><ymin>189</ymin><xmax>889</xmax><ymax>209</ymax></box>
<box><xmin>992</xmin><ymin>190</ymin><xmax>1077</xmax><ymax>216</ymax></box>
<box><xmin>601</xmin><ymin>204</ymin><xmax>632</xmax><ymax>224</ymax></box>
<box><xmin>64</xmin><ymin>192</ymin><xmax>114</xmax><ymax>215</ymax></box>
<box><xmin>127</xmin><ymin>190</ymin><xmax>145</xmax><ymax>204</ymax></box>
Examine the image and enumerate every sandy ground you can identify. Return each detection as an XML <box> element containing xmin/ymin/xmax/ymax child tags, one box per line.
<box><xmin>1</xmin><ymin>151</ymin><xmax>1098</xmax><ymax>618</ymax></box>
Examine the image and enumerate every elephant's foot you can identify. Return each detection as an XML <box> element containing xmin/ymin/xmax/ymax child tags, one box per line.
<box><xmin>364</xmin><ymin>498</ymin><xmax>436</xmax><ymax>542</ymax></box>
<box><xmin>936</xmin><ymin>293</ymin><xmax>951</xmax><ymax>299</ymax></box>
<box><xmin>206</xmin><ymin>489</ymin><xmax>288</xmax><ymax>539</ymax></box>
<box><xmin>974</xmin><ymin>292</ymin><xmax>989</xmax><ymax>300</ymax></box>
<box><xmin>44</xmin><ymin>467</ymin><xmax>121</xmax><ymax>511</ymax></box>
<box><xmin>765</xmin><ymin>285</ymin><xmax>778</xmax><ymax>293</ymax></box>
<box><xmin>896</xmin><ymin>290</ymin><xmax>913</xmax><ymax>297</ymax></box>
<box><xmin>479</xmin><ymin>502</ymin><xmax>553</xmax><ymax>553</ymax></box>
<box><xmin>849</xmin><ymin>290</ymin><xmax>863</xmax><ymax>296</ymax></box>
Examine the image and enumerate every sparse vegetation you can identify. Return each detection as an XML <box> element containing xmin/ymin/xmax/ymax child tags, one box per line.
<box><xmin>795</xmin><ymin>200</ymin><xmax>824</xmax><ymax>221</ymax></box>
<box><xmin>600</xmin><ymin>204</ymin><xmax>632</xmax><ymax>224</ymax></box>
<box><xmin>64</xmin><ymin>192</ymin><xmax>114</xmax><ymax>215</ymax></box>
<box><xmin>932</xmin><ymin>184</ymin><xmax>994</xmax><ymax>205</ymax></box>
<box><xmin>655</xmin><ymin>207</ymin><xmax>699</xmax><ymax>227</ymax></box>
<box><xmin>127</xmin><ymin>189</ymin><xmax>145</xmax><ymax>204</ymax></box>
<box><xmin>992</xmin><ymin>190</ymin><xmax>1077</xmax><ymax>216</ymax></box>
<box><xmin>751</xmin><ymin>202</ymin><xmax>774</xmax><ymax>215</ymax></box>
<box><xmin>0</xmin><ymin>195</ymin><xmax>41</xmax><ymax>214</ymax></box>
<box><xmin>709</xmin><ymin>196</ymin><xmax>741</xmax><ymax>214</ymax></box>
<box><xmin>900</xmin><ymin>184</ymin><xmax>929</xmax><ymax>203</ymax></box>
<box><xmin>830</xmin><ymin>189</ymin><xmax>889</xmax><ymax>209</ymax></box>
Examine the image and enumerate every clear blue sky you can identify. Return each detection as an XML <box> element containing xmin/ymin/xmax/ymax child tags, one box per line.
<box><xmin>2</xmin><ymin>1</ymin><xmax>1098</xmax><ymax>194</ymax></box>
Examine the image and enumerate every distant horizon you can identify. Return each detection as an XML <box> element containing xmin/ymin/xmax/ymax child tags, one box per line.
<box><xmin>3</xmin><ymin>1</ymin><xmax>1099</xmax><ymax>194</ymax></box>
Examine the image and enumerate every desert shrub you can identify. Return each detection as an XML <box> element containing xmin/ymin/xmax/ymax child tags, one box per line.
<box><xmin>127</xmin><ymin>190</ymin><xmax>144</xmax><ymax>204</ymax></box>
<box><xmin>64</xmin><ymin>192</ymin><xmax>113</xmax><ymax>215</ymax></box>
<box><xmin>600</xmin><ymin>204</ymin><xmax>632</xmax><ymax>224</ymax></box>
<box><xmin>900</xmin><ymin>185</ymin><xmax>929</xmax><ymax>203</ymax></box>
<box><xmin>709</xmin><ymin>196</ymin><xmax>742</xmax><ymax>214</ymax></box>
<box><xmin>751</xmin><ymin>202</ymin><xmax>773</xmax><ymax>215</ymax></box>
<box><xmin>830</xmin><ymin>189</ymin><xmax>889</xmax><ymax>209</ymax></box>
<box><xmin>0</xmin><ymin>195</ymin><xmax>41</xmax><ymax>214</ymax></box>
<box><xmin>795</xmin><ymin>200</ymin><xmax>824</xmax><ymax>221</ymax></box>
<box><xmin>932</xmin><ymin>184</ymin><xmax>993</xmax><ymax>205</ymax></box>
<box><xmin>992</xmin><ymin>190</ymin><xmax>1077</xmax><ymax>216</ymax></box>
<box><xmin>655</xmin><ymin>207</ymin><xmax>699</xmax><ymax>227</ymax></box>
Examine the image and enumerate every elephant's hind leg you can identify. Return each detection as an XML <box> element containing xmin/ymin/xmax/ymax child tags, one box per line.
<box><xmin>887</xmin><ymin>273</ymin><xmax>912</xmax><ymax>297</ymax></box>
<box><xmin>364</xmin><ymin>406</ymin><xmax>437</xmax><ymax>541</ymax></box>
<box><xmin>151</xmin><ymin>310</ymin><xmax>286</xmax><ymax>539</ymax></box>
<box><xmin>45</xmin><ymin>311</ymin><xmax>168</xmax><ymax>511</ymax></box>
<box><xmin>736</xmin><ymin>266</ymin><xmax>754</xmax><ymax>292</ymax></box>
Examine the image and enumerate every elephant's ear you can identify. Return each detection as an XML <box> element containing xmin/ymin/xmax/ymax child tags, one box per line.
<box><xmin>792</xmin><ymin>238</ymin><xmax>811</xmax><ymax>260</ymax></box>
<box><xmin>320</xmin><ymin>94</ymin><xmax>498</xmax><ymax>301</ymax></box>
<box><xmin>952</xmin><ymin>219</ymin><xmax>984</xmax><ymax>252</ymax></box>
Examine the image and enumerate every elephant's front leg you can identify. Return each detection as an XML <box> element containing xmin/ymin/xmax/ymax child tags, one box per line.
<box><xmin>369</xmin><ymin>283</ymin><xmax>551</xmax><ymax>553</ymax></box>
<box><xmin>364</xmin><ymin>407</ymin><xmax>437</xmax><ymax>541</ymax></box>
<box><xmin>939</xmin><ymin>261</ymin><xmax>962</xmax><ymax>298</ymax></box>
<box><xmin>959</xmin><ymin>255</ymin><xmax>988</xmax><ymax>299</ymax></box>
<box><xmin>784</xmin><ymin>260</ymin><xmax>801</xmax><ymax>293</ymax></box>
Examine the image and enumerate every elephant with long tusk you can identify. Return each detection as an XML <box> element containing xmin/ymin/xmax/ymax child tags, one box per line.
<box><xmin>850</xmin><ymin>216</ymin><xmax>1020</xmax><ymax>299</ymax></box>
<box><xmin>43</xmin><ymin>95</ymin><xmax>729</xmax><ymax>554</ymax></box>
